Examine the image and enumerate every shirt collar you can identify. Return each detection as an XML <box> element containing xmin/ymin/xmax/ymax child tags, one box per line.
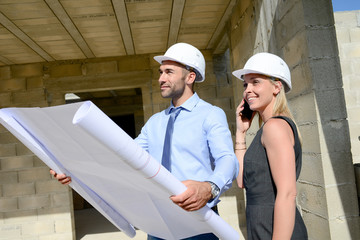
<box><xmin>166</xmin><ymin>92</ymin><xmax>200</xmax><ymax>114</ymax></box>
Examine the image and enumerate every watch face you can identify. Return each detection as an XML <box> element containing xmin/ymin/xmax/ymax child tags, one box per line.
<box><xmin>209</xmin><ymin>182</ymin><xmax>220</xmax><ymax>198</ymax></box>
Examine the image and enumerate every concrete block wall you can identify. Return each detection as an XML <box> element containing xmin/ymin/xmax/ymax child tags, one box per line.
<box><xmin>334</xmin><ymin>10</ymin><xmax>360</xmax><ymax>165</ymax></box>
<box><xmin>0</xmin><ymin>52</ymin><xmax>243</xmax><ymax>239</ymax></box>
<box><xmin>229</xmin><ymin>0</ymin><xmax>359</xmax><ymax>239</ymax></box>
<box><xmin>0</xmin><ymin>63</ymin><xmax>74</xmax><ymax>239</ymax></box>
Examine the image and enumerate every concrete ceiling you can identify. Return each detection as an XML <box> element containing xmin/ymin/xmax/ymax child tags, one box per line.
<box><xmin>0</xmin><ymin>0</ymin><xmax>236</xmax><ymax>66</ymax></box>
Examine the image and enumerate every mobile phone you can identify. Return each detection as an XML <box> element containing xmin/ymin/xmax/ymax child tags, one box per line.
<box><xmin>241</xmin><ymin>100</ymin><xmax>253</xmax><ymax>120</ymax></box>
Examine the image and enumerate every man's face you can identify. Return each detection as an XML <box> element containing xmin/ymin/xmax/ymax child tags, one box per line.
<box><xmin>158</xmin><ymin>60</ymin><xmax>188</xmax><ymax>100</ymax></box>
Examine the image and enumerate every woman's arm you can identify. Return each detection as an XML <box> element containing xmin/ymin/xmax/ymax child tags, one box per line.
<box><xmin>262</xmin><ymin>118</ymin><xmax>297</xmax><ymax>240</ymax></box>
<box><xmin>235</xmin><ymin>100</ymin><xmax>254</xmax><ymax>188</ymax></box>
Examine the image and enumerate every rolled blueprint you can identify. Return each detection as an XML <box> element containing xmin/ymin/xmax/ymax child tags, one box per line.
<box><xmin>0</xmin><ymin>101</ymin><xmax>239</xmax><ymax>240</ymax></box>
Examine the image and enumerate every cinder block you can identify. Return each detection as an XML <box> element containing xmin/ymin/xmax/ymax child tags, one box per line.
<box><xmin>3</xmin><ymin>209</ymin><xmax>37</xmax><ymax>223</ymax></box>
<box><xmin>22</xmin><ymin>220</ymin><xmax>54</xmax><ymax>235</ymax></box>
<box><xmin>334</xmin><ymin>11</ymin><xmax>359</xmax><ymax>29</ymax></box>
<box><xmin>38</xmin><ymin>232</ymin><xmax>74</xmax><ymax>240</ymax></box>
<box><xmin>0</xmin><ymin>144</ymin><xmax>16</xmax><ymax>157</ymax></box>
<box><xmin>36</xmin><ymin>180</ymin><xmax>68</xmax><ymax>194</ymax></box>
<box><xmin>118</xmin><ymin>55</ymin><xmax>150</xmax><ymax>72</ymax></box>
<box><xmin>300</xmin><ymin>153</ymin><xmax>324</xmax><ymax>185</ymax></box>
<box><xmin>290</xmin><ymin>92</ymin><xmax>317</xmax><ymax>123</ymax></box>
<box><xmin>50</xmin><ymin>64</ymin><xmax>82</xmax><ymax>78</ymax></box>
<box><xmin>26</xmin><ymin>76</ymin><xmax>44</xmax><ymax>89</ymax></box>
<box><xmin>319</xmin><ymin>119</ymin><xmax>350</xmax><ymax>153</ymax></box>
<box><xmin>275</xmin><ymin>1</ymin><xmax>304</xmax><ymax>49</ymax></box>
<box><xmin>315</xmin><ymin>88</ymin><xmax>347</xmax><ymax>121</ymax></box>
<box><xmin>0</xmin><ymin>78</ymin><xmax>26</xmax><ymax>92</ymax></box>
<box><xmin>37</xmin><ymin>206</ymin><xmax>72</xmax><ymax>221</ymax></box>
<box><xmin>0</xmin><ymin>224</ymin><xmax>21</xmax><ymax>238</ymax></box>
<box><xmin>33</xmin><ymin>156</ymin><xmax>47</xmax><ymax>167</ymax></box>
<box><xmin>329</xmin><ymin>216</ymin><xmax>360</xmax><ymax>240</ymax></box>
<box><xmin>196</xmin><ymin>85</ymin><xmax>216</xmax><ymax>99</ymax></box>
<box><xmin>0</xmin><ymin>92</ymin><xmax>11</xmax><ymax>108</ymax></box>
<box><xmin>342</xmin><ymin>42</ymin><xmax>360</xmax><ymax>58</ymax></box>
<box><xmin>0</xmin><ymin>66</ymin><xmax>11</xmax><ymax>80</ymax></box>
<box><xmin>54</xmin><ymin>220</ymin><xmax>72</xmax><ymax>233</ymax></box>
<box><xmin>151</xmin><ymin>91</ymin><xmax>167</xmax><ymax>105</ymax></box>
<box><xmin>1</xmin><ymin>155</ymin><xmax>33</xmax><ymax>170</ymax></box>
<box><xmin>307</xmin><ymin>28</ymin><xmax>339</xmax><ymax>59</ymax></box>
<box><xmin>349</xmin><ymin>27</ymin><xmax>360</xmax><ymax>42</ymax></box>
<box><xmin>15</xmin><ymin>143</ymin><xmax>33</xmax><ymax>156</ymax></box>
<box><xmin>18</xmin><ymin>195</ymin><xmax>50</xmax><ymax>210</ymax></box>
<box><xmin>12</xmin><ymin>89</ymin><xmax>45</xmax><ymax>104</ymax></box>
<box><xmin>335</xmin><ymin>28</ymin><xmax>351</xmax><ymax>44</ymax></box>
<box><xmin>344</xmin><ymin>89</ymin><xmax>357</xmax><ymax>107</ymax></box>
<box><xmin>309</xmin><ymin>57</ymin><xmax>343</xmax><ymax>90</ymax></box>
<box><xmin>0</xmin><ymin>171</ymin><xmax>18</xmax><ymax>184</ymax></box>
<box><xmin>203</xmin><ymin>72</ymin><xmax>217</xmax><ymax>86</ymax></box>
<box><xmin>0</xmin><ymin>132</ymin><xmax>18</xmax><ymax>144</ymax></box>
<box><xmin>296</xmin><ymin>183</ymin><xmax>328</xmax><ymax>218</ymax></box>
<box><xmin>325</xmin><ymin>184</ymin><xmax>358</xmax><ymax>219</ymax></box>
<box><xmin>302</xmin><ymin>0</ymin><xmax>334</xmax><ymax>26</ymax></box>
<box><xmin>3</xmin><ymin>183</ymin><xmax>35</xmax><ymax>197</ymax></box>
<box><xmin>0</xmin><ymin>197</ymin><xmax>17</xmax><ymax>211</ymax></box>
<box><xmin>348</xmin><ymin>73</ymin><xmax>360</xmax><ymax>89</ymax></box>
<box><xmin>322</xmin><ymin>151</ymin><xmax>355</xmax><ymax>186</ymax></box>
<box><xmin>85</xmin><ymin>61</ymin><xmax>118</xmax><ymax>75</ymax></box>
<box><xmin>297</xmin><ymin>123</ymin><xmax>321</xmax><ymax>153</ymax></box>
<box><xmin>51</xmin><ymin>192</ymin><xmax>72</xmax><ymax>207</ymax></box>
<box><xmin>11</xmin><ymin>63</ymin><xmax>43</xmax><ymax>78</ymax></box>
<box><xmin>301</xmin><ymin>210</ymin><xmax>330</xmax><ymax>240</ymax></box>
<box><xmin>18</xmin><ymin>167</ymin><xmax>51</xmax><ymax>182</ymax></box>
<box><xmin>283</xmin><ymin>30</ymin><xmax>306</xmax><ymax>67</ymax></box>
<box><xmin>217</xmin><ymin>86</ymin><xmax>234</xmax><ymax>99</ymax></box>
<box><xmin>212</xmin><ymin>98</ymin><xmax>231</xmax><ymax>111</ymax></box>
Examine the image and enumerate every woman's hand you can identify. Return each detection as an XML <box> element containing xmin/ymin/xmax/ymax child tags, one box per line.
<box><xmin>236</xmin><ymin>99</ymin><xmax>254</xmax><ymax>134</ymax></box>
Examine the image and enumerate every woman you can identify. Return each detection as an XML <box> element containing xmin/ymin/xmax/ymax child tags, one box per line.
<box><xmin>233</xmin><ymin>52</ymin><xmax>308</xmax><ymax>240</ymax></box>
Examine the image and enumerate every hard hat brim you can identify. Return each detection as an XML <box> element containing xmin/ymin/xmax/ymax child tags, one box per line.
<box><xmin>232</xmin><ymin>69</ymin><xmax>291</xmax><ymax>93</ymax></box>
<box><xmin>232</xmin><ymin>69</ymin><xmax>266</xmax><ymax>80</ymax></box>
<box><xmin>153</xmin><ymin>55</ymin><xmax>204</xmax><ymax>82</ymax></box>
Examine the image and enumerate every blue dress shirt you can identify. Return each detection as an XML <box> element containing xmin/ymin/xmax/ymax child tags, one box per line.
<box><xmin>135</xmin><ymin>93</ymin><xmax>239</xmax><ymax>207</ymax></box>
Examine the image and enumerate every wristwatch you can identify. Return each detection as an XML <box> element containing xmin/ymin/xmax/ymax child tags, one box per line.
<box><xmin>206</xmin><ymin>181</ymin><xmax>220</xmax><ymax>199</ymax></box>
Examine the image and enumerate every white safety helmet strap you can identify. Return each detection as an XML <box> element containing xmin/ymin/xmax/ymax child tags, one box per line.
<box><xmin>154</xmin><ymin>43</ymin><xmax>206</xmax><ymax>82</ymax></box>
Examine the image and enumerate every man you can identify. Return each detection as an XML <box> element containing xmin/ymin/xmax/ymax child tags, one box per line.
<box><xmin>51</xmin><ymin>42</ymin><xmax>238</xmax><ymax>239</ymax></box>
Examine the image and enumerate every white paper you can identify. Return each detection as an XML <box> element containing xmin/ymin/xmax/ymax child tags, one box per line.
<box><xmin>0</xmin><ymin>101</ymin><xmax>239</xmax><ymax>240</ymax></box>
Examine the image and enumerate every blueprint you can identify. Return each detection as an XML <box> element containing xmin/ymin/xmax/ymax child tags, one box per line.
<box><xmin>0</xmin><ymin>101</ymin><xmax>239</xmax><ymax>240</ymax></box>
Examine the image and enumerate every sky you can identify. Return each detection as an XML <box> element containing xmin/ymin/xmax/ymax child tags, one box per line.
<box><xmin>332</xmin><ymin>0</ymin><xmax>360</xmax><ymax>12</ymax></box>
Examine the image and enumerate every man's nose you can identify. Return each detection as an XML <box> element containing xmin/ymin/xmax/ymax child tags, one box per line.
<box><xmin>158</xmin><ymin>73</ymin><xmax>166</xmax><ymax>83</ymax></box>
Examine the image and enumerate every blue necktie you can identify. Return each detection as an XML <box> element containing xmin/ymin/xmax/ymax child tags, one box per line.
<box><xmin>161</xmin><ymin>107</ymin><xmax>182</xmax><ymax>171</ymax></box>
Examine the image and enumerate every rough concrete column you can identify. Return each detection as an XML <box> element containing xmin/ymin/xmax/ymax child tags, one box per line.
<box><xmin>229</xmin><ymin>0</ymin><xmax>360</xmax><ymax>239</ymax></box>
<box><xmin>295</xmin><ymin>1</ymin><xmax>359</xmax><ymax>239</ymax></box>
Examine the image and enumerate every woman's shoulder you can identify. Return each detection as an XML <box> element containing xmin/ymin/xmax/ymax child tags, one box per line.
<box><xmin>262</xmin><ymin>117</ymin><xmax>293</xmax><ymax>137</ymax></box>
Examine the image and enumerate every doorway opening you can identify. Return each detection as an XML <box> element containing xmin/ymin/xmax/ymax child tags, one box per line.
<box><xmin>65</xmin><ymin>88</ymin><xmax>144</xmax><ymax>239</ymax></box>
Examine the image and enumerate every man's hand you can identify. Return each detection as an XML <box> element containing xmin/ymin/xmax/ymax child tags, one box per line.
<box><xmin>50</xmin><ymin>169</ymin><xmax>72</xmax><ymax>185</ymax></box>
<box><xmin>170</xmin><ymin>180</ymin><xmax>212</xmax><ymax>211</ymax></box>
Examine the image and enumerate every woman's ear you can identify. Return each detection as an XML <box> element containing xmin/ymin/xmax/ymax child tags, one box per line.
<box><xmin>274</xmin><ymin>80</ymin><xmax>282</xmax><ymax>95</ymax></box>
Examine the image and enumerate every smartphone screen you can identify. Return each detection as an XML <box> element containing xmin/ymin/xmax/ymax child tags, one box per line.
<box><xmin>241</xmin><ymin>101</ymin><xmax>253</xmax><ymax>119</ymax></box>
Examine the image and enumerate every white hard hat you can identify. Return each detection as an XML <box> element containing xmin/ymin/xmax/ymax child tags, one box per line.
<box><xmin>154</xmin><ymin>43</ymin><xmax>206</xmax><ymax>82</ymax></box>
<box><xmin>232</xmin><ymin>52</ymin><xmax>292</xmax><ymax>92</ymax></box>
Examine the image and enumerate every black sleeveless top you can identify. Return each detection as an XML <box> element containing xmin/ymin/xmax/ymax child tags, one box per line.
<box><xmin>243</xmin><ymin>116</ymin><xmax>308</xmax><ymax>240</ymax></box>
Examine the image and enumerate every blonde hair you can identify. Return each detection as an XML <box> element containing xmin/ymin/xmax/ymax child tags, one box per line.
<box><xmin>259</xmin><ymin>78</ymin><xmax>302</xmax><ymax>144</ymax></box>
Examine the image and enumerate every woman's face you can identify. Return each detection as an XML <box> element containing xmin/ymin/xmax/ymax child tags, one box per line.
<box><xmin>243</xmin><ymin>73</ymin><xmax>279</xmax><ymax>113</ymax></box>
